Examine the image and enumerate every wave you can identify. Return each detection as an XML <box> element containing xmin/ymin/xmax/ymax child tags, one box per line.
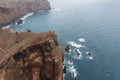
<box><xmin>78</xmin><ymin>38</ymin><xmax>85</xmax><ymax>42</ymax></box>
<box><xmin>68</xmin><ymin>41</ymin><xmax>86</xmax><ymax>48</ymax></box>
<box><xmin>86</xmin><ymin>52</ymin><xmax>94</xmax><ymax>60</ymax></box>
<box><xmin>38</xmin><ymin>10</ymin><xmax>47</xmax><ymax>14</ymax></box>
<box><xmin>49</xmin><ymin>8</ymin><xmax>62</xmax><ymax>12</ymax></box>
<box><xmin>14</xmin><ymin>12</ymin><xmax>34</xmax><ymax>26</ymax></box>
<box><xmin>86</xmin><ymin>56</ymin><xmax>94</xmax><ymax>60</ymax></box>
<box><xmin>73</xmin><ymin>49</ymin><xmax>83</xmax><ymax>60</ymax></box>
<box><xmin>69</xmin><ymin>65</ymin><xmax>78</xmax><ymax>78</ymax></box>
<box><xmin>15</xmin><ymin>20</ymin><xmax>25</xmax><ymax>26</ymax></box>
<box><xmin>63</xmin><ymin>73</ymin><xmax>66</xmax><ymax>80</ymax></box>
<box><xmin>2</xmin><ymin>24</ymin><xmax>12</xmax><ymax>30</ymax></box>
<box><xmin>21</xmin><ymin>12</ymin><xmax>34</xmax><ymax>20</ymax></box>
<box><xmin>74</xmin><ymin>55</ymin><xmax>83</xmax><ymax>60</ymax></box>
<box><xmin>39</xmin><ymin>10</ymin><xmax>43</xmax><ymax>13</ymax></box>
<box><xmin>67</xmin><ymin>60</ymin><xmax>74</xmax><ymax>65</ymax></box>
<box><xmin>64</xmin><ymin>49</ymin><xmax>72</xmax><ymax>55</ymax></box>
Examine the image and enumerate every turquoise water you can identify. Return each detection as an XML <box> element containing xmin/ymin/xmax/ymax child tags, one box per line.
<box><xmin>11</xmin><ymin>0</ymin><xmax>120</xmax><ymax>80</ymax></box>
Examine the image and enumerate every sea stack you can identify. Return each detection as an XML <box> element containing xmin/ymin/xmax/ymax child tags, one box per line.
<box><xmin>0</xmin><ymin>29</ymin><xmax>63</xmax><ymax>80</ymax></box>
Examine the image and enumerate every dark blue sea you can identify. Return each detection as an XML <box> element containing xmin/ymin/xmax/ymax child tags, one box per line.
<box><xmin>11</xmin><ymin>0</ymin><xmax>120</xmax><ymax>80</ymax></box>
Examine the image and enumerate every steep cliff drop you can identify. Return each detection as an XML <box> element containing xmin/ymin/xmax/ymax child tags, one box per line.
<box><xmin>0</xmin><ymin>0</ymin><xmax>51</xmax><ymax>27</ymax></box>
<box><xmin>0</xmin><ymin>29</ymin><xmax>63</xmax><ymax>80</ymax></box>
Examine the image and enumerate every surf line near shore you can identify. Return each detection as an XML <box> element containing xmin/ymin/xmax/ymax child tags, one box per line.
<box><xmin>2</xmin><ymin>12</ymin><xmax>35</xmax><ymax>30</ymax></box>
<box><xmin>2</xmin><ymin>12</ymin><xmax>34</xmax><ymax>30</ymax></box>
<box><xmin>1</xmin><ymin>8</ymin><xmax>56</xmax><ymax>30</ymax></box>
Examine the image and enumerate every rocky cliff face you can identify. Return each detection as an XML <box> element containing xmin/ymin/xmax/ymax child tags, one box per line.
<box><xmin>0</xmin><ymin>0</ymin><xmax>51</xmax><ymax>26</ymax></box>
<box><xmin>0</xmin><ymin>29</ymin><xmax>63</xmax><ymax>80</ymax></box>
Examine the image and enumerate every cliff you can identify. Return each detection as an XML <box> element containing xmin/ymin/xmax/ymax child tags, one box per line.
<box><xmin>0</xmin><ymin>29</ymin><xmax>63</xmax><ymax>80</ymax></box>
<box><xmin>0</xmin><ymin>0</ymin><xmax>51</xmax><ymax>26</ymax></box>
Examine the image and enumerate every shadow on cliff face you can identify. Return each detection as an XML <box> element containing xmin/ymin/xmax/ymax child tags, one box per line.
<box><xmin>0</xmin><ymin>30</ymin><xmax>63</xmax><ymax>80</ymax></box>
<box><xmin>0</xmin><ymin>0</ymin><xmax>51</xmax><ymax>27</ymax></box>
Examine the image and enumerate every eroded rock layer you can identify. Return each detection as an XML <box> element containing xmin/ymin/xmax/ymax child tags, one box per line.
<box><xmin>0</xmin><ymin>29</ymin><xmax>63</xmax><ymax>80</ymax></box>
<box><xmin>0</xmin><ymin>0</ymin><xmax>51</xmax><ymax>26</ymax></box>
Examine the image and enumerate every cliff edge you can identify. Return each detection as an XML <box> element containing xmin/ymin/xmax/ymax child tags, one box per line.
<box><xmin>0</xmin><ymin>29</ymin><xmax>63</xmax><ymax>80</ymax></box>
<box><xmin>0</xmin><ymin>0</ymin><xmax>51</xmax><ymax>26</ymax></box>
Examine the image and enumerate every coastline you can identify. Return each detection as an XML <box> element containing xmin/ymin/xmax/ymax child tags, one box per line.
<box><xmin>0</xmin><ymin>0</ymin><xmax>51</xmax><ymax>29</ymax></box>
<box><xmin>0</xmin><ymin>29</ymin><xmax>63</xmax><ymax>80</ymax></box>
<box><xmin>1</xmin><ymin>10</ymin><xmax>50</xmax><ymax>30</ymax></box>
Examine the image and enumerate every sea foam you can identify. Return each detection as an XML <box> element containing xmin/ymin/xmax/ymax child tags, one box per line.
<box><xmin>49</xmin><ymin>8</ymin><xmax>62</xmax><ymax>12</ymax></box>
<box><xmin>68</xmin><ymin>41</ymin><xmax>86</xmax><ymax>48</ymax></box>
<box><xmin>21</xmin><ymin>12</ymin><xmax>34</xmax><ymax>20</ymax></box>
<box><xmin>86</xmin><ymin>52</ymin><xmax>94</xmax><ymax>60</ymax></box>
<box><xmin>73</xmin><ymin>49</ymin><xmax>83</xmax><ymax>59</ymax></box>
<box><xmin>64</xmin><ymin>49</ymin><xmax>72</xmax><ymax>55</ymax></box>
<box><xmin>69</xmin><ymin>65</ymin><xmax>78</xmax><ymax>78</ymax></box>
<box><xmin>78</xmin><ymin>38</ymin><xmax>85</xmax><ymax>42</ymax></box>
<box><xmin>2</xmin><ymin>24</ymin><xmax>12</xmax><ymax>30</ymax></box>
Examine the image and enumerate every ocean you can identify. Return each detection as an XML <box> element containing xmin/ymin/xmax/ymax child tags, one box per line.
<box><xmin>11</xmin><ymin>0</ymin><xmax>120</xmax><ymax>80</ymax></box>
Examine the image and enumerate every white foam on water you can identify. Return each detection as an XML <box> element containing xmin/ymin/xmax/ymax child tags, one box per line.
<box><xmin>16</xmin><ymin>21</ymin><xmax>25</xmax><ymax>26</ymax></box>
<box><xmin>73</xmin><ymin>54</ymin><xmax>83</xmax><ymax>60</ymax></box>
<box><xmin>76</xmin><ymin>55</ymin><xmax>83</xmax><ymax>60</ymax></box>
<box><xmin>71</xmin><ymin>69</ymin><xmax>77</xmax><ymax>78</ymax></box>
<box><xmin>69</xmin><ymin>65</ymin><xmax>78</xmax><ymax>78</ymax></box>
<box><xmin>2</xmin><ymin>24</ymin><xmax>12</xmax><ymax>30</ymax></box>
<box><xmin>63</xmin><ymin>73</ymin><xmax>66</xmax><ymax>80</ymax></box>
<box><xmin>64</xmin><ymin>49</ymin><xmax>72</xmax><ymax>55</ymax></box>
<box><xmin>63</xmin><ymin>65</ymin><xmax>66</xmax><ymax>80</ymax></box>
<box><xmin>69</xmin><ymin>65</ymin><xmax>74</xmax><ymax>70</ymax></box>
<box><xmin>86</xmin><ymin>52</ymin><xmax>94</xmax><ymax>60</ymax></box>
<box><xmin>62</xmin><ymin>64</ymin><xmax>65</xmax><ymax>70</ymax></box>
<box><xmin>38</xmin><ymin>10</ymin><xmax>47</xmax><ymax>14</ymax></box>
<box><xmin>67</xmin><ymin>60</ymin><xmax>74</xmax><ymax>65</ymax></box>
<box><xmin>73</xmin><ymin>49</ymin><xmax>83</xmax><ymax>60</ymax></box>
<box><xmin>21</xmin><ymin>12</ymin><xmax>34</xmax><ymax>20</ymax></box>
<box><xmin>86</xmin><ymin>56</ymin><xmax>94</xmax><ymax>60</ymax></box>
<box><xmin>49</xmin><ymin>8</ymin><xmax>62</xmax><ymax>12</ymax></box>
<box><xmin>78</xmin><ymin>38</ymin><xmax>86</xmax><ymax>42</ymax></box>
<box><xmin>68</xmin><ymin>41</ymin><xmax>86</xmax><ymax>48</ymax></box>
<box><xmin>39</xmin><ymin>10</ymin><xmax>42</xmax><ymax>13</ymax></box>
<box><xmin>62</xmin><ymin>60</ymin><xmax>67</xmax><ymax>80</ymax></box>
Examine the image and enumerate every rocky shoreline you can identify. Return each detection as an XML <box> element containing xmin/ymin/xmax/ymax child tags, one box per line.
<box><xmin>0</xmin><ymin>0</ymin><xmax>51</xmax><ymax>27</ymax></box>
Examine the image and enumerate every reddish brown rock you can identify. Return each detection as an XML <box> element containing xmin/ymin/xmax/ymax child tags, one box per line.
<box><xmin>0</xmin><ymin>0</ymin><xmax>51</xmax><ymax>26</ymax></box>
<box><xmin>0</xmin><ymin>29</ymin><xmax>63</xmax><ymax>80</ymax></box>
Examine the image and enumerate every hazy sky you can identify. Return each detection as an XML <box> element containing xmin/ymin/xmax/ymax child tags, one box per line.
<box><xmin>48</xmin><ymin>0</ymin><xmax>120</xmax><ymax>8</ymax></box>
<box><xmin>49</xmin><ymin>0</ymin><xmax>120</xmax><ymax>3</ymax></box>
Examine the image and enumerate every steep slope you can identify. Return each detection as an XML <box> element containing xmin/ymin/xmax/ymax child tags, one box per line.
<box><xmin>0</xmin><ymin>29</ymin><xmax>63</xmax><ymax>80</ymax></box>
<box><xmin>0</xmin><ymin>0</ymin><xmax>51</xmax><ymax>26</ymax></box>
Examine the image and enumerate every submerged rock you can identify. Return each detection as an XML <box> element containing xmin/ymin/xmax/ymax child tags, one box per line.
<box><xmin>17</xmin><ymin>19</ymin><xmax>23</xmax><ymax>25</ymax></box>
<box><xmin>0</xmin><ymin>29</ymin><xmax>63</xmax><ymax>80</ymax></box>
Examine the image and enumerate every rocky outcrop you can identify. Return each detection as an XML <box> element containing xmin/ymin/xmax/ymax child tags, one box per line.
<box><xmin>0</xmin><ymin>0</ymin><xmax>51</xmax><ymax>26</ymax></box>
<box><xmin>0</xmin><ymin>29</ymin><xmax>63</xmax><ymax>80</ymax></box>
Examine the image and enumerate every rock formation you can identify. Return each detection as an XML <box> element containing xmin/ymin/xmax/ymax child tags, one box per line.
<box><xmin>0</xmin><ymin>29</ymin><xmax>63</xmax><ymax>80</ymax></box>
<box><xmin>0</xmin><ymin>0</ymin><xmax>51</xmax><ymax>26</ymax></box>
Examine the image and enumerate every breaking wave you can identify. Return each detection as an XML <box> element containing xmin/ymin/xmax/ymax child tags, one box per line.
<box><xmin>86</xmin><ymin>56</ymin><xmax>94</xmax><ymax>60</ymax></box>
<box><xmin>73</xmin><ymin>54</ymin><xmax>83</xmax><ymax>60</ymax></box>
<box><xmin>69</xmin><ymin>65</ymin><xmax>78</xmax><ymax>78</ymax></box>
<box><xmin>2</xmin><ymin>24</ymin><xmax>12</xmax><ymax>30</ymax></box>
<box><xmin>86</xmin><ymin>52</ymin><xmax>94</xmax><ymax>60</ymax></box>
<box><xmin>64</xmin><ymin>49</ymin><xmax>72</xmax><ymax>55</ymax></box>
<box><xmin>73</xmin><ymin>49</ymin><xmax>83</xmax><ymax>60</ymax></box>
<box><xmin>21</xmin><ymin>12</ymin><xmax>34</xmax><ymax>20</ymax></box>
<box><xmin>67</xmin><ymin>60</ymin><xmax>74</xmax><ymax>65</ymax></box>
<box><xmin>68</xmin><ymin>41</ymin><xmax>86</xmax><ymax>48</ymax></box>
<box><xmin>16</xmin><ymin>21</ymin><xmax>25</xmax><ymax>26</ymax></box>
<box><xmin>49</xmin><ymin>8</ymin><xmax>62</xmax><ymax>12</ymax></box>
<box><xmin>63</xmin><ymin>73</ymin><xmax>66</xmax><ymax>80</ymax></box>
<box><xmin>78</xmin><ymin>38</ymin><xmax>85</xmax><ymax>42</ymax></box>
